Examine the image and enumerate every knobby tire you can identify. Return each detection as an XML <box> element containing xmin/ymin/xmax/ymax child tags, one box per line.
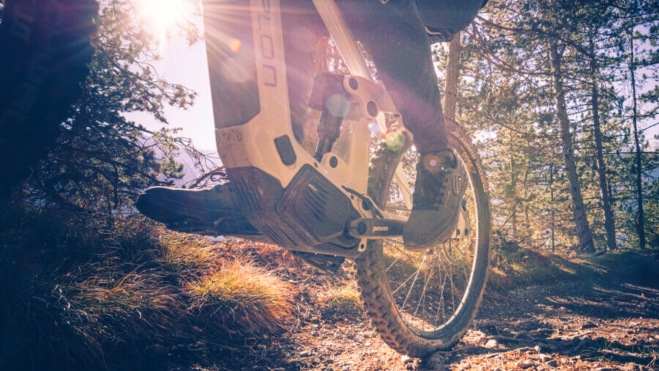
<box><xmin>357</xmin><ymin>118</ymin><xmax>491</xmax><ymax>357</ymax></box>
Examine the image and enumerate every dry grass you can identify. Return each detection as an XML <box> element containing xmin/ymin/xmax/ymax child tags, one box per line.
<box><xmin>158</xmin><ymin>228</ymin><xmax>217</xmax><ymax>269</ymax></box>
<box><xmin>318</xmin><ymin>280</ymin><xmax>363</xmax><ymax>316</ymax></box>
<box><xmin>488</xmin><ymin>237</ymin><xmax>586</xmax><ymax>290</ymax></box>
<box><xmin>189</xmin><ymin>257</ymin><xmax>295</xmax><ymax>335</ymax></box>
<box><xmin>0</xmin><ymin>201</ymin><xmax>298</xmax><ymax>371</ymax></box>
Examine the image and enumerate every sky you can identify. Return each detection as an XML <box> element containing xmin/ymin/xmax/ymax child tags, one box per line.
<box><xmin>126</xmin><ymin>37</ymin><xmax>217</xmax><ymax>151</ymax></box>
<box><xmin>131</xmin><ymin>28</ymin><xmax>658</xmax><ymax>160</ymax></box>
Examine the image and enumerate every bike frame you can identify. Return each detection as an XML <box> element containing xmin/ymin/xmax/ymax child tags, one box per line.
<box><xmin>202</xmin><ymin>0</ymin><xmax>412</xmax><ymax>257</ymax></box>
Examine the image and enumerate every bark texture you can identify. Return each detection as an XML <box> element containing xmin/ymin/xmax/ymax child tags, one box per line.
<box><xmin>629</xmin><ymin>29</ymin><xmax>646</xmax><ymax>250</ymax></box>
<box><xmin>550</xmin><ymin>43</ymin><xmax>595</xmax><ymax>253</ymax></box>
<box><xmin>443</xmin><ymin>32</ymin><xmax>462</xmax><ymax>121</ymax></box>
<box><xmin>590</xmin><ymin>48</ymin><xmax>617</xmax><ymax>251</ymax></box>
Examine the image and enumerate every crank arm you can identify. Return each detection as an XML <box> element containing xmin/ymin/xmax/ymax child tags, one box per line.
<box><xmin>347</xmin><ymin>218</ymin><xmax>406</xmax><ymax>239</ymax></box>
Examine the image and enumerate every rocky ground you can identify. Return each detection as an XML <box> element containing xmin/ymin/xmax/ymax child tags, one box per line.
<box><xmin>194</xmin><ymin>249</ymin><xmax>659</xmax><ymax>371</ymax></box>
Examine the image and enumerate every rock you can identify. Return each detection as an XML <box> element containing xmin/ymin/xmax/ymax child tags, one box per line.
<box><xmin>518</xmin><ymin>359</ymin><xmax>534</xmax><ymax>369</ymax></box>
<box><xmin>299</xmin><ymin>350</ymin><xmax>311</xmax><ymax>357</ymax></box>
<box><xmin>547</xmin><ymin>359</ymin><xmax>558</xmax><ymax>367</ymax></box>
<box><xmin>402</xmin><ymin>355</ymin><xmax>414</xmax><ymax>364</ymax></box>
<box><xmin>425</xmin><ymin>353</ymin><xmax>446</xmax><ymax>369</ymax></box>
<box><xmin>287</xmin><ymin>360</ymin><xmax>307</xmax><ymax>371</ymax></box>
<box><xmin>581</xmin><ymin>321</ymin><xmax>598</xmax><ymax>329</ymax></box>
<box><xmin>539</xmin><ymin>354</ymin><xmax>552</xmax><ymax>362</ymax></box>
<box><xmin>484</xmin><ymin>339</ymin><xmax>498</xmax><ymax>348</ymax></box>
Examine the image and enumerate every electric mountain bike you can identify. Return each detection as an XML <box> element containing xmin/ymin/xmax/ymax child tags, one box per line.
<box><xmin>0</xmin><ymin>0</ymin><xmax>492</xmax><ymax>357</ymax></box>
<box><xmin>195</xmin><ymin>0</ymin><xmax>492</xmax><ymax>356</ymax></box>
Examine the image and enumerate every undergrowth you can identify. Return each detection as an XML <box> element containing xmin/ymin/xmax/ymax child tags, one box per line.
<box><xmin>0</xmin><ymin>200</ymin><xmax>296</xmax><ymax>371</ymax></box>
<box><xmin>318</xmin><ymin>280</ymin><xmax>363</xmax><ymax>317</ymax></box>
<box><xmin>487</xmin><ymin>236</ymin><xmax>585</xmax><ymax>290</ymax></box>
<box><xmin>189</xmin><ymin>257</ymin><xmax>294</xmax><ymax>335</ymax></box>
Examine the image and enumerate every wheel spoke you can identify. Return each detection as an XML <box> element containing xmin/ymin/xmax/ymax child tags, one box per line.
<box><xmin>414</xmin><ymin>265</ymin><xmax>434</xmax><ymax>316</ymax></box>
<box><xmin>401</xmin><ymin>255</ymin><xmax>426</xmax><ymax>311</ymax></box>
<box><xmin>356</xmin><ymin>119</ymin><xmax>490</xmax><ymax>354</ymax></box>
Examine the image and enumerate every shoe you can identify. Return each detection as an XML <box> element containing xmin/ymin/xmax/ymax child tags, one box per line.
<box><xmin>403</xmin><ymin>149</ymin><xmax>467</xmax><ymax>251</ymax></box>
<box><xmin>135</xmin><ymin>184</ymin><xmax>259</xmax><ymax>236</ymax></box>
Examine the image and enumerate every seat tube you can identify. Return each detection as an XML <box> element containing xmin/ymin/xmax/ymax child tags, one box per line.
<box><xmin>312</xmin><ymin>0</ymin><xmax>371</xmax><ymax>80</ymax></box>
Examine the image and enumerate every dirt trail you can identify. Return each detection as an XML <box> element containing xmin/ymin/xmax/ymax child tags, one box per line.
<box><xmin>201</xmin><ymin>250</ymin><xmax>659</xmax><ymax>371</ymax></box>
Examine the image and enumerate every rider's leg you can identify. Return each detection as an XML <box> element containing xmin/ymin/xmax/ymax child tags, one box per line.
<box><xmin>335</xmin><ymin>0</ymin><xmax>467</xmax><ymax>250</ymax></box>
<box><xmin>335</xmin><ymin>0</ymin><xmax>447</xmax><ymax>153</ymax></box>
<box><xmin>417</xmin><ymin>0</ymin><xmax>487</xmax><ymax>42</ymax></box>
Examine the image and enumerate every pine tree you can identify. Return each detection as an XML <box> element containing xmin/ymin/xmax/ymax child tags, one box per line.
<box><xmin>26</xmin><ymin>0</ymin><xmax>210</xmax><ymax>213</ymax></box>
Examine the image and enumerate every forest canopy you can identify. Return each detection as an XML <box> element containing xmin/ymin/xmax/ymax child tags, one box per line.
<box><xmin>436</xmin><ymin>0</ymin><xmax>659</xmax><ymax>251</ymax></box>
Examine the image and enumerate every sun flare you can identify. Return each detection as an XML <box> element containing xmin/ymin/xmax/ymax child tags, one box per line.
<box><xmin>137</xmin><ymin>0</ymin><xmax>191</xmax><ymax>55</ymax></box>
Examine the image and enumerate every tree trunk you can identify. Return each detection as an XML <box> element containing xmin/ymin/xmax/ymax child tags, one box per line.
<box><xmin>550</xmin><ymin>43</ymin><xmax>595</xmax><ymax>253</ymax></box>
<box><xmin>629</xmin><ymin>26</ymin><xmax>646</xmax><ymax>250</ymax></box>
<box><xmin>510</xmin><ymin>131</ymin><xmax>517</xmax><ymax>239</ymax></box>
<box><xmin>443</xmin><ymin>32</ymin><xmax>462</xmax><ymax>121</ymax></box>
<box><xmin>550</xmin><ymin>165</ymin><xmax>556</xmax><ymax>252</ymax></box>
<box><xmin>589</xmin><ymin>44</ymin><xmax>617</xmax><ymax>251</ymax></box>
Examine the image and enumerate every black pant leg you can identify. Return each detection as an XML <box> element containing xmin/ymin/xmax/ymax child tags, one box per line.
<box><xmin>334</xmin><ymin>0</ymin><xmax>448</xmax><ymax>152</ymax></box>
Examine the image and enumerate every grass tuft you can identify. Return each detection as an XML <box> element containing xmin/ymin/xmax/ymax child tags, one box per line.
<box><xmin>318</xmin><ymin>281</ymin><xmax>363</xmax><ymax>316</ymax></box>
<box><xmin>489</xmin><ymin>237</ymin><xmax>591</xmax><ymax>290</ymax></box>
<box><xmin>189</xmin><ymin>258</ymin><xmax>295</xmax><ymax>335</ymax></box>
<box><xmin>159</xmin><ymin>229</ymin><xmax>217</xmax><ymax>269</ymax></box>
<box><xmin>0</xmin><ymin>200</ymin><xmax>298</xmax><ymax>370</ymax></box>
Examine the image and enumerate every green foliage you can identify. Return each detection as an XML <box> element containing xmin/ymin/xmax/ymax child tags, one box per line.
<box><xmin>447</xmin><ymin>0</ymin><xmax>659</xmax><ymax>251</ymax></box>
<box><xmin>24</xmin><ymin>0</ymin><xmax>211</xmax><ymax>212</ymax></box>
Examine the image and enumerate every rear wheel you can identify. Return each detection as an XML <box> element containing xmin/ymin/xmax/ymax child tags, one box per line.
<box><xmin>0</xmin><ymin>0</ymin><xmax>97</xmax><ymax>197</ymax></box>
<box><xmin>357</xmin><ymin>118</ymin><xmax>491</xmax><ymax>357</ymax></box>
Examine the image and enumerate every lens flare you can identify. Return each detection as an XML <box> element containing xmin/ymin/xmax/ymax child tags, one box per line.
<box><xmin>137</xmin><ymin>0</ymin><xmax>191</xmax><ymax>55</ymax></box>
<box><xmin>384</xmin><ymin>130</ymin><xmax>406</xmax><ymax>151</ymax></box>
<box><xmin>326</xmin><ymin>94</ymin><xmax>349</xmax><ymax>117</ymax></box>
<box><xmin>229</xmin><ymin>39</ymin><xmax>242</xmax><ymax>53</ymax></box>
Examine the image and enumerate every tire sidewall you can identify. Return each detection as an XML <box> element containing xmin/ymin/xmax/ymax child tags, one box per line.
<box><xmin>358</xmin><ymin>118</ymin><xmax>492</xmax><ymax>356</ymax></box>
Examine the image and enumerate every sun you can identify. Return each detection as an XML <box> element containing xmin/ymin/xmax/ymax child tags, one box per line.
<box><xmin>136</xmin><ymin>0</ymin><xmax>191</xmax><ymax>54</ymax></box>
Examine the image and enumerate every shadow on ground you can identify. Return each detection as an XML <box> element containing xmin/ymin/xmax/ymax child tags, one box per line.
<box><xmin>419</xmin><ymin>250</ymin><xmax>659</xmax><ymax>371</ymax></box>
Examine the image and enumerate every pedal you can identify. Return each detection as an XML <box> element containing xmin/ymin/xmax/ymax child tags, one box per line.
<box><xmin>347</xmin><ymin>218</ymin><xmax>405</xmax><ymax>239</ymax></box>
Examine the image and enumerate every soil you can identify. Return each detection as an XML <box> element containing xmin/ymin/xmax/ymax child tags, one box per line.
<box><xmin>183</xmin><ymin>249</ymin><xmax>659</xmax><ymax>371</ymax></box>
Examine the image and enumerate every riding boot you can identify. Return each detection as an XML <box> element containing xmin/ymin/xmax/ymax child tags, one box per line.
<box><xmin>334</xmin><ymin>0</ymin><xmax>467</xmax><ymax>250</ymax></box>
<box><xmin>135</xmin><ymin>184</ymin><xmax>259</xmax><ymax>237</ymax></box>
<box><xmin>402</xmin><ymin>149</ymin><xmax>468</xmax><ymax>250</ymax></box>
